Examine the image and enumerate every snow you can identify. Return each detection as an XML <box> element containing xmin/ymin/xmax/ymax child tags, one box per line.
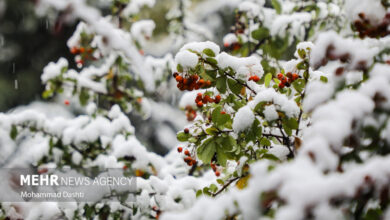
<box><xmin>41</xmin><ymin>58</ymin><xmax>68</xmax><ymax>83</ymax></box>
<box><xmin>238</xmin><ymin>1</ymin><xmax>260</xmax><ymax>18</ymax></box>
<box><xmin>249</xmin><ymin>88</ymin><xmax>300</xmax><ymax>118</ymax></box>
<box><xmin>175</xmin><ymin>50</ymin><xmax>199</xmax><ymax>69</ymax></box>
<box><xmin>131</xmin><ymin>20</ymin><xmax>155</xmax><ymax>43</ymax></box>
<box><xmin>345</xmin><ymin>0</ymin><xmax>386</xmax><ymax>25</ymax></box>
<box><xmin>223</xmin><ymin>33</ymin><xmax>238</xmax><ymax>47</ymax></box>
<box><xmin>263</xmin><ymin>105</ymin><xmax>278</xmax><ymax>121</ymax></box>
<box><xmin>270</xmin><ymin>13</ymin><xmax>311</xmax><ymax>40</ymax></box>
<box><xmin>310</xmin><ymin>31</ymin><xmax>379</xmax><ymax>69</ymax></box>
<box><xmin>9</xmin><ymin>0</ymin><xmax>390</xmax><ymax>219</ymax></box>
<box><xmin>180</xmin><ymin>41</ymin><xmax>220</xmax><ymax>57</ymax></box>
<box><xmin>122</xmin><ymin>0</ymin><xmax>155</xmax><ymax>17</ymax></box>
<box><xmin>217</xmin><ymin>52</ymin><xmax>264</xmax><ymax>78</ymax></box>
<box><xmin>232</xmin><ymin>106</ymin><xmax>255</xmax><ymax>133</ymax></box>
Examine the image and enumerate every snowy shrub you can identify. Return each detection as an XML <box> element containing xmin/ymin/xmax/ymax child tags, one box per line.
<box><xmin>2</xmin><ymin>0</ymin><xmax>390</xmax><ymax>219</ymax></box>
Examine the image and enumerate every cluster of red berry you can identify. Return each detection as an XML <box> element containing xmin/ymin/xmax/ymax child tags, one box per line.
<box><xmin>354</xmin><ymin>13</ymin><xmax>390</xmax><ymax>38</ymax></box>
<box><xmin>210</xmin><ymin>163</ymin><xmax>220</xmax><ymax>177</ymax></box>
<box><xmin>224</xmin><ymin>42</ymin><xmax>241</xmax><ymax>51</ymax></box>
<box><xmin>248</xmin><ymin>75</ymin><xmax>260</xmax><ymax>82</ymax></box>
<box><xmin>195</xmin><ymin>93</ymin><xmax>221</xmax><ymax>108</ymax></box>
<box><xmin>177</xmin><ymin>146</ymin><xmax>196</xmax><ymax>166</ymax></box>
<box><xmin>185</xmin><ymin>106</ymin><xmax>197</xmax><ymax>121</ymax></box>
<box><xmin>173</xmin><ymin>73</ymin><xmax>212</xmax><ymax>91</ymax></box>
<box><xmin>277</xmin><ymin>72</ymin><xmax>299</xmax><ymax>89</ymax></box>
<box><xmin>70</xmin><ymin>46</ymin><xmax>91</xmax><ymax>55</ymax></box>
<box><xmin>70</xmin><ymin>46</ymin><xmax>96</xmax><ymax>66</ymax></box>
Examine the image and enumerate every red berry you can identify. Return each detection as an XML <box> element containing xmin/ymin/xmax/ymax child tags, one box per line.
<box><xmin>277</xmin><ymin>73</ymin><xmax>283</xmax><ymax>80</ymax></box>
<box><xmin>176</xmin><ymin>75</ymin><xmax>183</xmax><ymax>82</ymax></box>
<box><xmin>215</xmin><ymin>171</ymin><xmax>220</xmax><ymax>177</ymax></box>
<box><xmin>184</xmin><ymin>156</ymin><xmax>192</xmax><ymax>163</ymax></box>
<box><xmin>252</xmin><ymin>75</ymin><xmax>260</xmax><ymax>82</ymax></box>
<box><xmin>215</xmin><ymin>95</ymin><xmax>221</xmax><ymax>103</ymax></box>
<box><xmin>279</xmin><ymin>83</ymin><xmax>285</xmax><ymax>89</ymax></box>
<box><xmin>184</xmin><ymin>150</ymin><xmax>190</xmax><ymax>156</ymax></box>
<box><xmin>79</xmin><ymin>47</ymin><xmax>85</xmax><ymax>53</ymax></box>
<box><xmin>292</xmin><ymin>73</ymin><xmax>299</xmax><ymax>80</ymax></box>
<box><xmin>70</xmin><ymin>47</ymin><xmax>79</xmax><ymax>54</ymax></box>
<box><xmin>203</xmin><ymin>95</ymin><xmax>211</xmax><ymax>103</ymax></box>
<box><xmin>224</xmin><ymin>42</ymin><xmax>230</xmax><ymax>47</ymax></box>
<box><xmin>177</xmin><ymin>147</ymin><xmax>183</xmax><ymax>153</ymax></box>
<box><xmin>221</xmin><ymin>111</ymin><xmax>226</xmax><ymax>115</ymax></box>
<box><xmin>64</xmin><ymin>100</ymin><xmax>70</xmax><ymax>105</ymax></box>
<box><xmin>197</xmin><ymin>101</ymin><xmax>203</xmax><ymax>108</ymax></box>
<box><xmin>184</xmin><ymin>128</ymin><xmax>189</xmax><ymax>133</ymax></box>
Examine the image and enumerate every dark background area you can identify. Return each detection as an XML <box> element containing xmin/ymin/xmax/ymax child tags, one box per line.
<box><xmin>0</xmin><ymin>0</ymin><xmax>76</xmax><ymax>112</ymax></box>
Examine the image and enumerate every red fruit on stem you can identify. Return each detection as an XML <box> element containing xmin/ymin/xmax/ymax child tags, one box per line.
<box><xmin>279</xmin><ymin>83</ymin><xmax>285</xmax><ymax>89</ymax></box>
<box><xmin>252</xmin><ymin>75</ymin><xmax>260</xmax><ymax>82</ymax></box>
<box><xmin>215</xmin><ymin>95</ymin><xmax>221</xmax><ymax>103</ymax></box>
<box><xmin>197</xmin><ymin>101</ymin><xmax>203</xmax><ymax>108</ymax></box>
<box><xmin>70</xmin><ymin>47</ymin><xmax>79</xmax><ymax>54</ymax></box>
<box><xmin>184</xmin><ymin>128</ymin><xmax>189</xmax><ymax>133</ymax></box>
<box><xmin>184</xmin><ymin>150</ymin><xmax>190</xmax><ymax>156</ymax></box>
<box><xmin>177</xmin><ymin>147</ymin><xmax>183</xmax><ymax>153</ymax></box>
<box><xmin>176</xmin><ymin>75</ymin><xmax>183</xmax><ymax>82</ymax></box>
<box><xmin>64</xmin><ymin>100</ymin><xmax>70</xmax><ymax>105</ymax></box>
<box><xmin>215</xmin><ymin>171</ymin><xmax>220</xmax><ymax>177</ymax></box>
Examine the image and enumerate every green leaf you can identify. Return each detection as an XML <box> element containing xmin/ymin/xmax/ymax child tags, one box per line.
<box><xmin>251</xmin><ymin>27</ymin><xmax>269</xmax><ymax>41</ymax></box>
<box><xmin>42</xmin><ymin>90</ymin><xmax>53</xmax><ymax>99</ymax></box>
<box><xmin>196</xmin><ymin>190</ymin><xmax>203</xmax><ymax>197</ymax></box>
<box><xmin>10</xmin><ymin>125</ymin><xmax>18</xmax><ymax>140</ymax></box>
<box><xmin>206</xmin><ymin>127</ymin><xmax>219</xmax><ymax>135</ymax></box>
<box><xmin>209</xmin><ymin>184</ymin><xmax>218</xmax><ymax>192</ymax></box>
<box><xmin>264</xmin><ymin>73</ymin><xmax>272</xmax><ymax>87</ymax></box>
<box><xmin>206</xmin><ymin>57</ymin><xmax>218</xmax><ymax>65</ymax></box>
<box><xmin>292</xmin><ymin>79</ymin><xmax>305</xmax><ymax>93</ymax></box>
<box><xmin>260</xmin><ymin>138</ymin><xmax>271</xmax><ymax>146</ymax></box>
<box><xmin>320</xmin><ymin>76</ymin><xmax>328</xmax><ymax>83</ymax></box>
<box><xmin>197</xmin><ymin>138</ymin><xmax>216</xmax><ymax>164</ymax></box>
<box><xmin>286</xmin><ymin>118</ymin><xmax>299</xmax><ymax>130</ymax></box>
<box><xmin>296</xmin><ymin>61</ymin><xmax>308</xmax><ymax>70</ymax></box>
<box><xmin>211</xmin><ymin>106</ymin><xmax>230</xmax><ymax>127</ymax></box>
<box><xmin>79</xmin><ymin>89</ymin><xmax>90</xmax><ymax>106</ymax></box>
<box><xmin>297</xmin><ymin>49</ymin><xmax>306</xmax><ymax>59</ymax></box>
<box><xmin>282</xmin><ymin>123</ymin><xmax>292</xmax><ymax>136</ymax></box>
<box><xmin>203</xmin><ymin>48</ymin><xmax>216</xmax><ymax>57</ymax></box>
<box><xmin>217</xmin><ymin>179</ymin><xmax>224</xmax><ymax>185</ymax></box>
<box><xmin>177</xmin><ymin>132</ymin><xmax>190</xmax><ymax>142</ymax></box>
<box><xmin>271</xmin><ymin>0</ymin><xmax>282</xmax><ymax>14</ymax></box>
<box><xmin>177</xmin><ymin>64</ymin><xmax>183</xmax><ymax>72</ymax></box>
<box><xmin>227</xmin><ymin>78</ymin><xmax>243</xmax><ymax>95</ymax></box>
<box><xmin>216</xmin><ymin>146</ymin><xmax>229</xmax><ymax>166</ymax></box>
<box><xmin>216</xmin><ymin>76</ymin><xmax>227</xmax><ymax>93</ymax></box>
<box><xmin>205</xmin><ymin>69</ymin><xmax>217</xmax><ymax>80</ymax></box>
<box><xmin>262</xmin><ymin>153</ymin><xmax>280</xmax><ymax>161</ymax></box>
